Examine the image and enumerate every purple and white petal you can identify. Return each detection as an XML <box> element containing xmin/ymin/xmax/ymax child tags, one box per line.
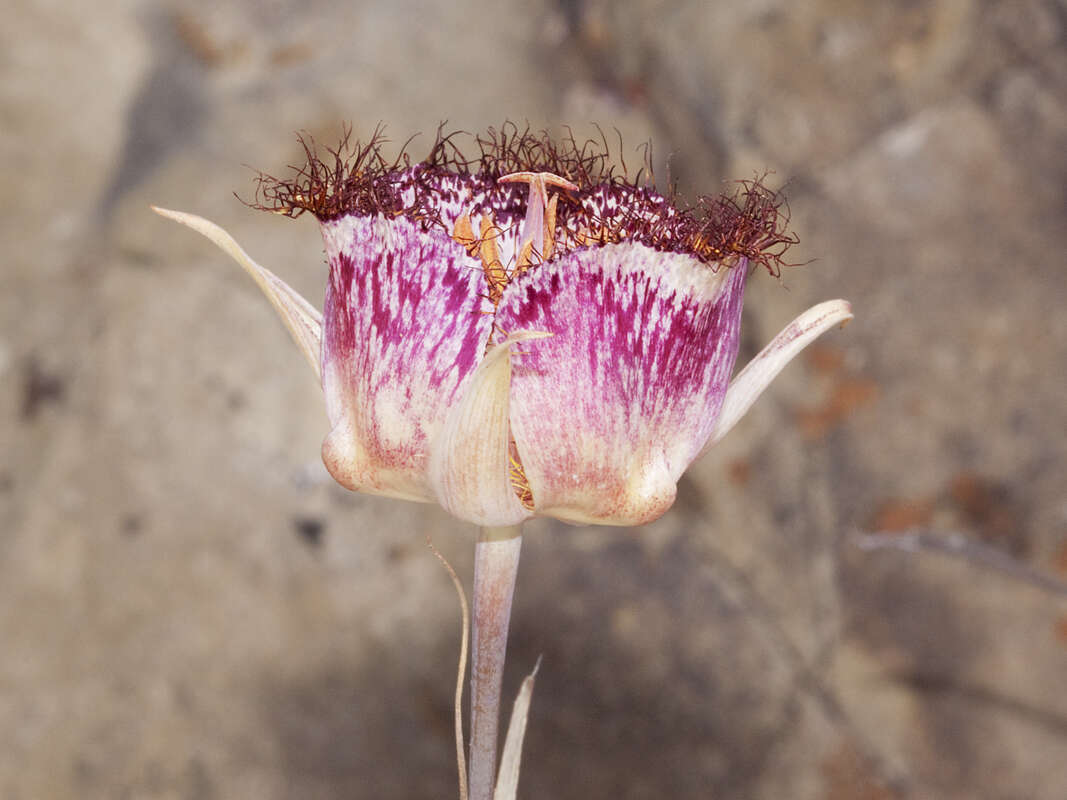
<box><xmin>319</xmin><ymin>214</ymin><xmax>493</xmax><ymax>501</ymax></box>
<box><xmin>496</xmin><ymin>243</ymin><xmax>747</xmax><ymax>526</ymax></box>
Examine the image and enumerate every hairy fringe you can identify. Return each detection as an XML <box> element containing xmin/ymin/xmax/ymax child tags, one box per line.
<box><xmin>244</xmin><ymin>122</ymin><xmax>798</xmax><ymax>275</ymax></box>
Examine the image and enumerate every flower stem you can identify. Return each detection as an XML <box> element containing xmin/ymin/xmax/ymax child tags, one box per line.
<box><xmin>468</xmin><ymin>525</ymin><xmax>523</xmax><ymax>800</ymax></box>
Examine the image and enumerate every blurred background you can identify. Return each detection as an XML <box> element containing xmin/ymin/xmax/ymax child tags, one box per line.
<box><xmin>3</xmin><ymin>0</ymin><xmax>1066</xmax><ymax>797</ymax></box>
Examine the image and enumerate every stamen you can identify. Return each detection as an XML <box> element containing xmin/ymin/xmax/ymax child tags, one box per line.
<box><xmin>514</xmin><ymin>240</ymin><xmax>535</xmax><ymax>278</ymax></box>
<box><xmin>542</xmin><ymin>193</ymin><xmax>558</xmax><ymax>262</ymax></box>
<box><xmin>478</xmin><ymin>213</ymin><xmax>508</xmax><ymax>304</ymax></box>
<box><xmin>452</xmin><ymin>212</ymin><xmax>479</xmax><ymax>256</ymax></box>
<box><xmin>508</xmin><ymin>437</ymin><xmax>534</xmax><ymax>510</ymax></box>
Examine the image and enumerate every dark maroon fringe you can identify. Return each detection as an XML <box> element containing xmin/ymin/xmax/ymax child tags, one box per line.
<box><xmin>245</xmin><ymin>122</ymin><xmax>798</xmax><ymax>275</ymax></box>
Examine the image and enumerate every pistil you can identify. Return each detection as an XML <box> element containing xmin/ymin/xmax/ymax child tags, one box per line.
<box><xmin>498</xmin><ymin>171</ymin><xmax>577</xmax><ymax>269</ymax></box>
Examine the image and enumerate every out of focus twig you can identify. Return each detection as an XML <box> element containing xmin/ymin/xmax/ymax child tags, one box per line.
<box><xmin>701</xmin><ymin>540</ymin><xmax>914</xmax><ymax>795</ymax></box>
<box><xmin>852</xmin><ymin>529</ymin><xmax>1067</xmax><ymax>598</ymax></box>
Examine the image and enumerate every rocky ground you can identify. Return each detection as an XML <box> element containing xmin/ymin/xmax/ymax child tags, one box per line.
<box><xmin>3</xmin><ymin>1</ymin><xmax>1066</xmax><ymax>798</ymax></box>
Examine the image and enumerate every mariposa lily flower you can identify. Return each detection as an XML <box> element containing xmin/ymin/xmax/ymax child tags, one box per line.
<box><xmin>155</xmin><ymin>125</ymin><xmax>853</xmax><ymax>800</ymax></box>
<box><xmin>154</xmin><ymin>126</ymin><xmax>851</xmax><ymax>528</ymax></box>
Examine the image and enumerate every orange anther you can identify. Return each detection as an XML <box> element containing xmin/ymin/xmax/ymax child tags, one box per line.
<box><xmin>543</xmin><ymin>193</ymin><xmax>559</xmax><ymax>261</ymax></box>
<box><xmin>452</xmin><ymin>212</ymin><xmax>478</xmax><ymax>256</ymax></box>
<box><xmin>514</xmin><ymin>239</ymin><xmax>535</xmax><ymax>278</ymax></box>
<box><xmin>478</xmin><ymin>213</ymin><xmax>507</xmax><ymax>304</ymax></box>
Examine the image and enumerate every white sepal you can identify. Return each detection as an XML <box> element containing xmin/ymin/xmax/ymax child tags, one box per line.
<box><xmin>152</xmin><ymin>207</ymin><xmax>323</xmax><ymax>381</ymax></box>
<box><xmin>704</xmin><ymin>299</ymin><xmax>854</xmax><ymax>452</ymax></box>
<box><xmin>429</xmin><ymin>332</ymin><xmax>550</xmax><ymax>527</ymax></box>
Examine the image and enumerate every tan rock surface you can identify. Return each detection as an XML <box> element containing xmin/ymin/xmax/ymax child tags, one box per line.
<box><xmin>3</xmin><ymin>1</ymin><xmax>1065</xmax><ymax>798</ymax></box>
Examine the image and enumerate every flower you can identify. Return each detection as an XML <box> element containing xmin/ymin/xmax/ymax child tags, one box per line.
<box><xmin>154</xmin><ymin>125</ymin><xmax>852</xmax><ymax>528</ymax></box>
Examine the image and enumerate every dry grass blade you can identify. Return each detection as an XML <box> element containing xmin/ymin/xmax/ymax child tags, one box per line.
<box><xmin>428</xmin><ymin>539</ymin><xmax>471</xmax><ymax>800</ymax></box>
<box><xmin>493</xmin><ymin>658</ymin><xmax>541</xmax><ymax>800</ymax></box>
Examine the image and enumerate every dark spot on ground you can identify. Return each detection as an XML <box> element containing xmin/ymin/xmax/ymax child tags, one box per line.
<box><xmin>293</xmin><ymin>516</ymin><xmax>325</xmax><ymax>548</ymax></box>
<box><xmin>120</xmin><ymin>514</ymin><xmax>144</xmax><ymax>537</ymax></box>
<box><xmin>21</xmin><ymin>356</ymin><xmax>67</xmax><ymax>420</ymax></box>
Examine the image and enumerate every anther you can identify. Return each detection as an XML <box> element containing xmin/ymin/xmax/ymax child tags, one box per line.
<box><xmin>478</xmin><ymin>213</ymin><xmax>507</xmax><ymax>304</ymax></box>
<box><xmin>452</xmin><ymin>212</ymin><xmax>479</xmax><ymax>256</ymax></box>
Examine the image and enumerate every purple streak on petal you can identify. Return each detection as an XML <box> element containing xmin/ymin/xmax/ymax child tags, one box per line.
<box><xmin>497</xmin><ymin>244</ymin><xmax>747</xmax><ymax>525</ymax></box>
<box><xmin>319</xmin><ymin>214</ymin><xmax>492</xmax><ymax>499</ymax></box>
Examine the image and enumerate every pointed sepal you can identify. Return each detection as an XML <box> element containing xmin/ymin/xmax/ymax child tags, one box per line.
<box><xmin>152</xmin><ymin>207</ymin><xmax>324</xmax><ymax>381</ymax></box>
<box><xmin>704</xmin><ymin>298</ymin><xmax>854</xmax><ymax>451</ymax></box>
<box><xmin>430</xmin><ymin>332</ymin><xmax>549</xmax><ymax>527</ymax></box>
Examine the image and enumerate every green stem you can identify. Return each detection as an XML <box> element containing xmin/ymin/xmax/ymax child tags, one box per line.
<box><xmin>468</xmin><ymin>525</ymin><xmax>523</xmax><ymax>800</ymax></box>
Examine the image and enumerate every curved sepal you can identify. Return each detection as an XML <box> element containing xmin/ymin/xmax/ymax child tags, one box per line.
<box><xmin>152</xmin><ymin>207</ymin><xmax>324</xmax><ymax>381</ymax></box>
<box><xmin>704</xmin><ymin>298</ymin><xmax>854</xmax><ymax>452</ymax></box>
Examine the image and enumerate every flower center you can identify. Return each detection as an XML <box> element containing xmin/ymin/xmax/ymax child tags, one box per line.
<box><xmin>450</xmin><ymin>171</ymin><xmax>577</xmax><ymax>307</ymax></box>
<box><xmin>453</xmin><ymin>171</ymin><xmax>578</xmax><ymax>513</ymax></box>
